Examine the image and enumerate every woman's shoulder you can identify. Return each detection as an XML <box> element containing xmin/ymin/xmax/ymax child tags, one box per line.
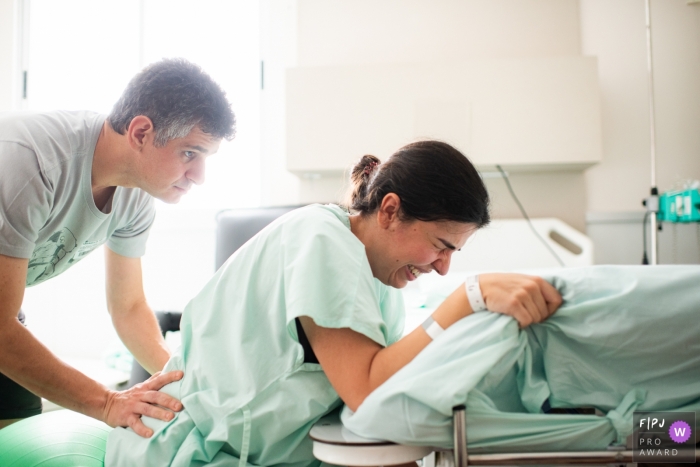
<box><xmin>285</xmin><ymin>204</ymin><xmax>349</xmax><ymax>224</ymax></box>
<box><xmin>279</xmin><ymin>204</ymin><xmax>365</xmax><ymax>260</ymax></box>
<box><xmin>281</xmin><ymin>204</ymin><xmax>353</xmax><ymax>236</ymax></box>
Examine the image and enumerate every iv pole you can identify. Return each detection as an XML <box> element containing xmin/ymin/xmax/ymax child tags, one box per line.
<box><xmin>643</xmin><ymin>0</ymin><xmax>659</xmax><ymax>265</ymax></box>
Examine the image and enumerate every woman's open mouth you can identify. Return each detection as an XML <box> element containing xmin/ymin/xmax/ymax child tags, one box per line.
<box><xmin>406</xmin><ymin>264</ymin><xmax>423</xmax><ymax>280</ymax></box>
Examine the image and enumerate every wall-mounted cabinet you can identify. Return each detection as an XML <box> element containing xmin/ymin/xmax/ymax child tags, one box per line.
<box><xmin>286</xmin><ymin>57</ymin><xmax>602</xmax><ymax>175</ymax></box>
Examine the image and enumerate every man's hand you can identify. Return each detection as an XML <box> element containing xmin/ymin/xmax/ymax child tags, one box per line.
<box><xmin>479</xmin><ymin>273</ymin><xmax>562</xmax><ymax>327</ymax></box>
<box><xmin>102</xmin><ymin>370</ymin><xmax>184</xmax><ymax>438</ymax></box>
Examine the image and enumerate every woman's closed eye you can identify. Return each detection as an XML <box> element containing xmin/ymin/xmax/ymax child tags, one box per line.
<box><xmin>433</xmin><ymin>242</ymin><xmax>451</xmax><ymax>253</ymax></box>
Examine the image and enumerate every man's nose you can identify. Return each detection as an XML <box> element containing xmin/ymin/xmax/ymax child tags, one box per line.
<box><xmin>187</xmin><ymin>158</ymin><xmax>206</xmax><ymax>185</ymax></box>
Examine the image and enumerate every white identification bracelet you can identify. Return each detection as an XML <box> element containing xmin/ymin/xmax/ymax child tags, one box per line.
<box><xmin>465</xmin><ymin>275</ymin><xmax>487</xmax><ymax>312</ymax></box>
<box><xmin>421</xmin><ymin>316</ymin><xmax>445</xmax><ymax>340</ymax></box>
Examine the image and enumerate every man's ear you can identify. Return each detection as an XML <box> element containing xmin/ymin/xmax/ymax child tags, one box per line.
<box><xmin>377</xmin><ymin>193</ymin><xmax>401</xmax><ymax>229</ymax></box>
<box><xmin>126</xmin><ymin>116</ymin><xmax>155</xmax><ymax>150</ymax></box>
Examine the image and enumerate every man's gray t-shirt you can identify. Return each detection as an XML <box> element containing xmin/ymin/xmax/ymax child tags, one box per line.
<box><xmin>0</xmin><ymin>110</ymin><xmax>155</xmax><ymax>287</ymax></box>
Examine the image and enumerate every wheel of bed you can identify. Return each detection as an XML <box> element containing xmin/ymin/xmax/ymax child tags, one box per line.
<box><xmin>0</xmin><ymin>410</ymin><xmax>109</xmax><ymax>466</ymax></box>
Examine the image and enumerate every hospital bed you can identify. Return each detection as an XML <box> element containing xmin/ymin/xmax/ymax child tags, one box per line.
<box><xmin>309</xmin><ymin>406</ymin><xmax>635</xmax><ymax>466</ymax></box>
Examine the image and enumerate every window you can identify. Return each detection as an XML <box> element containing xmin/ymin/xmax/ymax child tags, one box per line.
<box><xmin>20</xmin><ymin>0</ymin><xmax>261</xmax><ymax>361</ymax></box>
<box><xmin>24</xmin><ymin>0</ymin><xmax>261</xmax><ymax>210</ymax></box>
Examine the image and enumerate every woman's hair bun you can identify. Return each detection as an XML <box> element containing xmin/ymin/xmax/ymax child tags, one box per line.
<box><xmin>354</xmin><ymin>155</ymin><xmax>381</xmax><ymax>177</ymax></box>
<box><xmin>348</xmin><ymin>155</ymin><xmax>382</xmax><ymax>209</ymax></box>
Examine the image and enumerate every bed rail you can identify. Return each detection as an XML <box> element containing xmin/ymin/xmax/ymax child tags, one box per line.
<box><xmin>436</xmin><ymin>406</ymin><xmax>634</xmax><ymax>467</ymax></box>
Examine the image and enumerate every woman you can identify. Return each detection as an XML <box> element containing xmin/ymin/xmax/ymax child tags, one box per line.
<box><xmin>105</xmin><ymin>141</ymin><xmax>561</xmax><ymax>466</ymax></box>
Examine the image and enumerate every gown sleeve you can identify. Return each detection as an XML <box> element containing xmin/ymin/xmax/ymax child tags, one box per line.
<box><xmin>281</xmin><ymin>208</ymin><xmax>394</xmax><ymax>347</ymax></box>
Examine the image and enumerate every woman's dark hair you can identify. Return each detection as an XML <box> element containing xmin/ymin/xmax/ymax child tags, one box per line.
<box><xmin>347</xmin><ymin>140</ymin><xmax>490</xmax><ymax>227</ymax></box>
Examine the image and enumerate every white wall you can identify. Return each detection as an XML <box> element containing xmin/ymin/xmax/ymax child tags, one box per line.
<box><xmin>261</xmin><ymin>0</ymin><xmax>700</xmax><ymax>248</ymax></box>
<box><xmin>261</xmin><ymin>0</ymin><xmax>592</xmax><ymax>231</ymax></box>
<box><xmin>295</xmin><ymin>0</ymin><xmax>581</xmax><ymax>65</ymax></box>
<box><xmin>259</xmin><ymin>0</ymin><xmax>300</xmax><ymax>207</ymax></box>
<box><xmin>581</xmin><ymin>0</ymin><xmax>700</xmax><ymax>213</ymax></box>
<box><xmin>581</xmin><ymin>0</ymin><xmax>700</xmax><ymax>264</ymax></box>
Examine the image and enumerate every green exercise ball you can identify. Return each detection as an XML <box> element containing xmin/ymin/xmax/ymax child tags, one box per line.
<box><xmin>0</xmin><ymin>410</ymin><xmax>110</xmax><ymax>467</ymax></box>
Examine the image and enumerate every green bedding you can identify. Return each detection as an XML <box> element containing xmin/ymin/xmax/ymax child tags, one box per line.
<box><xmin>342</xmin><ymin>265</ymin><xmax>700</xmax><ymax>452</ymax></box>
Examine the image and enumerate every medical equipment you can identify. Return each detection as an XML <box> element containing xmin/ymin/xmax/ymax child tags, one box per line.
<box><xmin>658</xmin><ymin>187</ymin><xmax>700</xmax><ymax>223</ymax></box>
<box><xmin>641</xmin><ymin>0</ymin><xmax>700</xmax><ymax>264</ymax></box>
<box><xmin>642</xmin><ymin>0</ymin><xmax>660</xmax><ymax>264</ymax></box>
<box><xmin>644</xmin><ymin>185</ymin><xmax>700</xmax><ymax>264</ymax></box>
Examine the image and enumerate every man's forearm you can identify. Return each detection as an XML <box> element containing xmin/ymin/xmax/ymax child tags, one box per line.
<box><xmin>111</xmin><ymin>303</ymin><xmax>170</xmax><ymax>375</ymax></box>
<box><xmin>0</xmin><ymin>320</ymin><xmax>110</xmax><ymax>420</ymax></box>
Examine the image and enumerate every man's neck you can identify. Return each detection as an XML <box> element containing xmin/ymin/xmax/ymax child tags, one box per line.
<box><xmin>91</xmin><ymin>121</ymin><xmax>131</xmax><ymax>210</ymax></box>
<box><xmin>93</xmin><ymin>122</ymin><xmax>134</xmax><ymax>184</ymax></box>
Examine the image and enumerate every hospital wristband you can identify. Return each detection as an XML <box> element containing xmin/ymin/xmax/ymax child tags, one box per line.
<box><xmin>421</xmin><ymin>316</ymin><xmax>445</xmax><ymax>340</ymax></box>
<box><xmin>465</xmin><ymin>275</ymin><xmax>487</xmax><ymax>312</ymax></box>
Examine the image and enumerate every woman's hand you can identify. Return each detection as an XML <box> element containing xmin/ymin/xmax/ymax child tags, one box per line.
<box><xmin>479</xmin><ymin>273</ymin><xmax>562</xmax><ymax>327</ymax></box>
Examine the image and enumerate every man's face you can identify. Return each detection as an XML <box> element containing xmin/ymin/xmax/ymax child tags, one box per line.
<box><xmin>137</xmin><ymin>126</ymin><xmax>222</xmax><ymax>204</ymax></box>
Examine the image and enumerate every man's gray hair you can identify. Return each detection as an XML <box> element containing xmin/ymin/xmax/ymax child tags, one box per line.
<box><xmin>108</xmin><ymin>58</ymin><xmax>236</xmax><ymax>146</ymax></box>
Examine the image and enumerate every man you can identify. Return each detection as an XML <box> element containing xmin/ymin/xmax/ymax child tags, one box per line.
<box><xmin>0</xmin><ymin>58</ymin><xmax>236</xmax><ymax>438</ymax></box>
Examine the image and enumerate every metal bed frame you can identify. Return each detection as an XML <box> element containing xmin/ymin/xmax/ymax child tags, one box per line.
<box><xmin>439</xmin><ymin>405</ymin><xmax>634</xmax><ymax>466</ymax></box>
<box><xmin>310</xmin><ymin>405</ymin><xmax>636</xmax><ymax>467</ymax></box>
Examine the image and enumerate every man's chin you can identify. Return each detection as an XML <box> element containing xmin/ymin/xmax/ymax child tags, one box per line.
<box><xmin>154</xmin><ymin>192</ymin><xmax>183</xmax><ymax>204</ymax></box>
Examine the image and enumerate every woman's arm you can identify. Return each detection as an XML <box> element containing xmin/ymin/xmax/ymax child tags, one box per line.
<box><xmin>300</xmin><ymin>273</ymin><xmax>561</xmax><ymax>411</ymax></box>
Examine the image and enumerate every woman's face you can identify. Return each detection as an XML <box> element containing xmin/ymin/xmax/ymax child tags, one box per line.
<box><xmin>376</xmin><ymin>218</ymin><xmax>477</xmax><ymax>289</ymax></box>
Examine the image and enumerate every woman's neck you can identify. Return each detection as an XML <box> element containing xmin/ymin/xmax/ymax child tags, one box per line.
<box><xmin>349</xmin><ymin>214</ymin><xmax>383</xmax><ymax>281</ymax></box>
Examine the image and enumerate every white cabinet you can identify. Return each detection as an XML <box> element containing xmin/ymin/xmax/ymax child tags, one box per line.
<box><xmin>286</xmin><ymin>57</ymin><xmax>602</xmax><ymax>175</ymax></box>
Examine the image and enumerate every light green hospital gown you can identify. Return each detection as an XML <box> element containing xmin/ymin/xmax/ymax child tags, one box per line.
<box><xmin>106</xmin><ymin>204</ymin><xmax>405</xmax><ymax>467</ymax></box>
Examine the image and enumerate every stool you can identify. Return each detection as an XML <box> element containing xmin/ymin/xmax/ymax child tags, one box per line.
<box><xmin>309</xmin><ymin>410</ymin><xmax>433</xmax><ymax>466</ymax></box>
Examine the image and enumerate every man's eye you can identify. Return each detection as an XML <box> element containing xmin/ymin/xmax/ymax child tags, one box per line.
<box><xmin>184</xmin><ymin>151</ymin><xmax>196</xmax><ymax>159</ymax></box>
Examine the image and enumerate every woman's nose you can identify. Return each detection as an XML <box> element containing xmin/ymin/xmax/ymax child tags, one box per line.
<box><xmin>432</xmin><ymin>252</ymin><xmax>452</xmax><ymax>276</ymax></box>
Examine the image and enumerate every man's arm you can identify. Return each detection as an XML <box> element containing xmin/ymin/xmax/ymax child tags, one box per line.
<box><xmin>104</xmin><ymin>247</ymin><xmax>170</xmax><ymax>374</ymax></box>
<box><xmin>0</xmin><ymin>253</ymin><xmax>182</xmax><ymax>437</ymax></box>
